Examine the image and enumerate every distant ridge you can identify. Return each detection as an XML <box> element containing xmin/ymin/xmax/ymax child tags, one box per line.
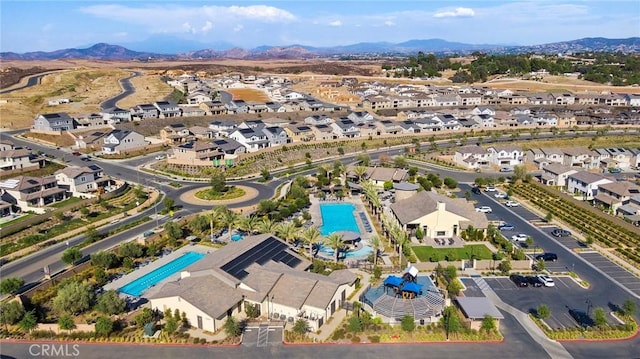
<box><xmin>2</xmin><ymin>37</ymin><xmax>638</xmax><ymax>61</ymax></box>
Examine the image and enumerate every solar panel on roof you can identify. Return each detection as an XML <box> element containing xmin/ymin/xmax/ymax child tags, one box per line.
<box><xmin>220</xmin><ymin>236</ymin><xmax>304</xmax><ymax>279</ymax></box>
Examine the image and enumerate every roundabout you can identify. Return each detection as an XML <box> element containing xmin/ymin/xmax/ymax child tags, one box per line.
<box><xmin>179</xmin><ymin>185</ymin><xmax>259</xmax><ymax>207</ymax></box>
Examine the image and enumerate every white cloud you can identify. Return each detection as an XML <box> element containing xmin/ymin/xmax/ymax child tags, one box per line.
<box><xmin>329</xmin><ymin>20</ymin><xmax>342</xmax><ymax>27</ymax></box>
<box><xmin>233</xmin><ymin>24</ymin><xmax>244</xmax><ymax>32</ymax></box>
<box><xmin>182</xmin><ymin>22</ymin><xmax>196</xmax><ymax>34</ymax></box>
<box><xmin>433</xmin><ymin>7</ymin><xmax>475</xmax><ymax>18</ymax></box>
<box><xmin>384</xmin><ymin>20</ymin><xmax>395</xmax><ymax>27</ymax></box>
<box><xmin>113</xmin><ymin>32</ymin><xmax>128</xmax><ymax>38</ymax></box>
<box><xmin>201</xmin><ymin>21</ymin><xmax>213</xmax><ymax>33</ymax></box>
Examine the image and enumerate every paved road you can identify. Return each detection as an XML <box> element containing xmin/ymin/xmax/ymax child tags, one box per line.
<box><xmin>0</xmin><ymin>72</ymin><xmax>56</xmax><ymax>94</ymax></box>
<box><xmin>100</xmin><ymin>71</ymin><xmax>141</xmax><ymax>110</ymax></box>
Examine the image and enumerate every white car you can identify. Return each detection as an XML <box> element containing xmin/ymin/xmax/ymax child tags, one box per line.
<box><xmin>537</xmin><ymin>274</ymin><xmax>555</xmax><ymax>287</ymax></box>
<box><xmin>505</xmin><ymin>201</ymin><xmax>520</xmax><ymax>207</ymax></box>
<box><xmin>475</xmin><ymin>206</ymin><xmax>492</xmax><ymax>213</ymax></box>
<box><xmin>494</xmin><ymin>193</ymin><xmax>508</xmax><ymax>199</ymax></box>
<box><xmin>484</xmin><ymin>186</ymin><xmax>497</xmax><ymax>192</ymax></box>
<box><xmin>511</xmin><ymin>233</ymin><xmax>529</xmax><ymax>242</ymax></box>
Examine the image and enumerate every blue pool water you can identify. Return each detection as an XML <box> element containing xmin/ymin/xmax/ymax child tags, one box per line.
<box><xmin>319</xmin><ymin>203</ymin><xmax>360</xmax><ymax>236</ymax></box>
<box><xmin>231</xmin><ymin>234</ymin><xmax>243</xmax><ymax>241</ymax></box>
<box><xmin>318</xmin><ymin>243</ymin><xmax>372</xmax><ymax>258</ymax></box>
<box><xmin>118</xmin><ymin>252</ymin><xmax>205</xmax><ymax>296</ymax></box>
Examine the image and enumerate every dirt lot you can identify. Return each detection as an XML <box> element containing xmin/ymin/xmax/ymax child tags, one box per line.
<box><xmin>484</xmin><ymin>75</ymin><xmax>640</xmax><ymax>94</ymax></box>
<box><xmin>116</xmin><ymin>72</ymin><xmax>173</xmax><ymax>108</ymax></box>
<box><xmin>226</xmin><ymin>88</ymin><xmax>270</xmax><ymax>102</ymax></box>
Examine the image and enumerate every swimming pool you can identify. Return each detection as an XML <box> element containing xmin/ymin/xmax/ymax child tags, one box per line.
<box><xmin>231</xmin><ymin>234</ymin><xmax>243</xmax><ymax>241</ymax></box>
<box><xmin>319</xmin><ymin>203</ymin><xmax>360</xmax><ymax>236</ymax></box>
<box><xmin>318</xmin><ymin>243</ymin><xmax>372</xmax><ymax>258</ymax></box>
<box><xmin>118</xmin><ymin>252</ymin><xmax>205</xmax><ymax>296</ymax></box>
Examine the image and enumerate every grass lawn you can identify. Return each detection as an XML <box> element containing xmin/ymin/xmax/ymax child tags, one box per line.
<box><xmin>51</xmin><ymin>196</ymin><xmax>82</xmax><ymax>208</ymax></box>
<box><xmin>412</xmin><ymin>244</ymin><xmax>493</xmax><ymax>262</ymax></box>
<box><xmin>195</xmin><ymin>186</ymin><xmax>246</xmax><ymax>200</ymax></box>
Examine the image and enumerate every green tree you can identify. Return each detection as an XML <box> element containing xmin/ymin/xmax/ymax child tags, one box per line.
<box><xmin>118</xmin><ymin>242</ymin><xmax>144</xmax><ymax>258</ymax></box>
<box><xmin>95</xmin><ymin>316</ymin><xmax>114</xmax><ymax>337</ymax></box>
<box><xmin>135</xmin><ymin>308</ymin><xmax>155</xmax><ymax>328</ymax></box>
<box><xmin>53</xmin><ymin>281</ymin><xmax>94</xmax><ymax>314</ymax></box>
<box><xmin>58</xmin><ymin>314</ymin><xmax>76</xmax><ymax>332</ymax></box>
<box><xmin>447</xmin><ymin>279</ymin><xmax>463</xmax><ymax>297</ymax></box>
<box><xmin>537</xmin><ymin>304</ymin><xmax>550</xmax><ymax>319</ymax></box>
<box><xmin>94</xmin><ymin>267</ymin><xmax>108</xmax><ymax>285</ymax></box>
<box><xmin>80</xmin><ymin>207</ymin><xmax>90</xmax><ymax>218</ymax></box>
<box><xmin>440</xmin><ymin>306</ymin><xmax>461</xmax><ymax>339</ymax></box>
<box><xmin>85</xmin><ymin>226</ymin><xmax>101</xmax><ymax>243</ymax></box>
<box><xmin>0</xmin><ymin>301</ymin><xmax>24</xmax><ymax>329</ymax></box>
<box><xmin>96</xmin><ymin>290</ymin><xmax>126</xmax><ymax>315</ymax></box>
<box><xmin>525</xmin><ymin>236</ymin><xmax>534</xmax><ymax>248</ymax></box>
<box><xmin>324</xmin><ymin>233</ymin><xmax>345</xmax><ymax>263</ymax></box>
<box><xmin>535</xmin><ymin>259</ymin><xmax>546</xmax><ymax>272</ymax></box>
<box><xmin>383</xmin><ymin>181</ymin><xmax>394</xmax><ymax>191</ymax></box>
<box><xmin>621</xmin><ymin>299</ymin><xmax>637</xmax><ymax>316</ymax></box>
<box><xmin>400</xmin><ymin>315</ymin><xmax>415</xmax><ymax>332</ymax></box>
<box><xmin>480</xmin><ymin>315</ymin><xmax>496</xmax><ymax>333</ymax></box>
<box><xmin>443</xmin><ymin>177</ymin><xmax>458</xmax><ymax>189</ymax></box>
<box><xmin>18</xmin><ymin>310</ymin><xmax>38</xmax><ymax>333</ymax></box>
<box><xmin>498</xmin><ymin>260</ymin><xmax>511</xmax><ymax>275</ymax></box>
<box><xmin>164</xmin><ymin>316</ymin><xmax>179</xmax><ymax>334</ymax></box>
<box><xmin>347</xmin><ymin>316</ymin><xmax>362</xmax><ymax>333</ymax></box>
<box><xmin>545</xmin><ymin>212</ymin><xmax>553</xmax><ymax>223</ymax></box>
<box><xmin>301</xmin><ymin>226</ymin><xmax>322</xmax><ymax>259</ymax></box>
<box><xmin>593</xmin><ymin>307</ymin><xmax>607</xmax><ymax>328</ymax></box>
<box><xmin>223</xmin><ymin>316</ymin><xmax>241</xmax><ymax>337</ymax></box>
<box><xmin>163</xmin><ymin>197</ymin><xmax>175</xmax><ymax>212</ymax></box>
<box><xmin>245</xmin><ymin>303</ymin><xmax>260</xmax><ymax>319</ymax></box>
<box><xmin>61</xmin><ymin>247</ymin><xmax>82</xmax><ymax>265</ymax></box>
<box><xmin>292</xmin><ymin>319</ymin><xmax>309</xmax><ymax>335</ymax></box>
<box><xmin>91</xmin><ymin>251</ymin><xmax>118</xmax><ymax>270</ymax></box>
<box><xmin>260</xmin><ymin>168</ymin><xmax>271</xmax><ymax>181</ymax></box>
<box><xmin>369</xmin><ymin>235</ymin><xmax>382</xmax><ymax>266</ymax></box>
<box><xmin>164</xmin><ymin>221</ymin><xmax>183</xmax><ymax>244</ymax></box>
<box><xmin>210</xmin><ymin>169</ymin><xmax>227</xmax><ymax>193</ymax></box>
<box><xmin>0</xmin><ymin>277</ymin><xmax>25</xmax><ymax>295</ymax></box>
<box><xmin>394</xmin><ymin>156</ymin><xmax>408</xmax><ymax>169</ymax></box>
<box><xmin>512</xmin><ymin>165</ymin><xmax>527</xmax><ymax>182</ymax></box>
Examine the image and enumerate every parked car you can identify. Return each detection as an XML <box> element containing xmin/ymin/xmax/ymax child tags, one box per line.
<box><xmin>498</xmin><ymin>223</ymin><xmax>515</xmax><ymax>231</ymax></box>
<box><xmin>510</xmin><ymin>274</ymin><xmax>528</xmax><ymax>287</ymax></box>
<box><xmin>511</xmin><ymin>233</ymin><xmax>529</xmax><ymax>242</ymax></box>
<box><xmin>505</xmin><ymin>201</ymin><xmax>520</xmax><ymax>207</ymax></box>
<box><xmin>535</xmin><ymin>253</ymin><xmax>558</xmax><ymax>262</ymax></box>
<box><xmin>471</xmin><ymin>187</ymin><xmax>481</xmax><ymax>195</ymax></box>
<box><xmin>155</xmin><ymin>154</ymin><xmax>166</xmax><ymax>160</ymax></box>
<box><xmin>500</xmin><ymin>167</ymin><xmax>513</xmax><ymax>172</ymax></box>
<box><xmin>475</xmin><ymin>206</ymin><xmax>492</xmax><ymax>213</ymax></box>
<box><xmin>484</xmin><ymin>186</ymin><xmax>497</xmax><ymax>192</ymax></box>
<box><xmin>494</xmin><ymin>192</ymin><xmax>508</xmax><ymax>199</ymax></box>
<box><xmin>72</xmin><ymin>151</ymin><xmax>81</xmax><ymax>156</ymax></box>
<box><xmin>551</xmin><ymin>228</ymin><xmax>571</xmax><ymax>237</ymax></box>
<box><xmin>527</xmin><ymin>276</ymin><xmax>544</xmax><ymax>287</ymax></box>
<box><xmin>537</xmin><ymin>274</ymin><xmax>555</xmax><ymax>287</ymax></box>
<box><xmin>609</xmin><ymin>167</ymin><xmax>621</xmax><ymax>173</ymax></box>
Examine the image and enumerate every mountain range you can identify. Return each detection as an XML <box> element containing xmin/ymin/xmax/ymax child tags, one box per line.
<box><xmin>2</xmin><ymin>37</ymin><xmax>639</xmax><ymax>61</ymax></box>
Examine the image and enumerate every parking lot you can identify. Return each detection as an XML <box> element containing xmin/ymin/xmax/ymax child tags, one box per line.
<box><xmin>242</xmin><ymin>324</ymin><xmax>283</xmax><ymax>348</ymax></box>
<box><xmin>481</xmin><ymin>276</ymin><xmax>620</xmax><ymax>329</ymax></box>
<box><xmin>578</xmin><ymin>252</ymin><xmax>640</xmax><ymax>296</ymax></box>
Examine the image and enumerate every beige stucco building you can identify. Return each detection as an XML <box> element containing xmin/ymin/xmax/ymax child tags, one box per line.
<box><xmin>148</xmin><ymin>234</ymin><xmax>358</xmax><ymax>333</ymax></box>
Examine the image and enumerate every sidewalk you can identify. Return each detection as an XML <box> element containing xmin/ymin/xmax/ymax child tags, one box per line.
<box><xmin>307</xmin><ymin>269</ymin><xmax>371</xmax><ymax>342</ymax></box>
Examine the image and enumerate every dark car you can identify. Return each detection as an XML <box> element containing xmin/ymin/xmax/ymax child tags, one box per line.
<box><xmin>510</xmin><ymin>274</ymin><xmax>528</xmax><ymax>287</ymax></box>
<box><xmin>535</xmin><ymin>253</ymin><xmax>558</xmax><ymax>262</ymax></box>
<box><xmin>551</xmin><ymin>228</ymin><xmax>571</xmax><ymax>237</ymax></box>
<box><xmin>471</xmin><ymin>187</ymin><xmax>481</xmax><ymax>194</ymax></box>
<box><xmin>526</xmin><ymin>276</ymin><xmax>543</xmax><ymax>287</ymax></box>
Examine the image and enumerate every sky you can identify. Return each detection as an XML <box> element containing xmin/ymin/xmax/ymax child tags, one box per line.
<box><xmin>1</xmin><ymin>0</ymin><xmax>639</xmax><ymax>53</ymax></box>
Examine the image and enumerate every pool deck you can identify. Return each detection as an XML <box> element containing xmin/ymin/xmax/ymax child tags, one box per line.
<box><xmin>103</xmin><ymin>244</ymin><xmax>214</xmax><ymax>297</ymax></box>
<box><xmin>309</xmin><ymin>194</ymin><xmax>379</xmax><ymax>261</ymax></box>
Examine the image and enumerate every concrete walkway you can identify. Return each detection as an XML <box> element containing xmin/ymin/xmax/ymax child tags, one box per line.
<box><xmin>307</xmin><ymin>269</ymin><xmax>372</xmax><ymax>342</ymax></box>
<box><xmin>474</xmin><ymin>277</ymin><xmax>573</xmax><ymax>359</ymax></box>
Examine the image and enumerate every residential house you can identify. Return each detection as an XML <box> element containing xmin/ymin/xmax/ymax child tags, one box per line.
<box><xmin>486</xmin><ymin>145</ymin><xmax>524</xmax><ymax>167</ymax></box>
<box><xmin>262</xmin><ymin>126</ymin><xmax>290</xmax><ymax>147</ymax></box>
<box><xmin>347</xmin><ymin>111</ymin><xmax>375</xmax><ymax>124</ymax></box>
<box><xmin>594</xmin><ymin>181</ymin><xmax>640</xmax><ymax>213</ymax></box>
<box><xmin>148</xmin><ymin>234</ymin><xmax>357</xmax><ymax>333</ymax></box>
<box><xmin>331</xmin><ymin>119</ymin><xmax>361</xmax><ymax>138</ymax></box>
<box><xmin>457</xmin><ymin>93</ymin><xmax>482</xmax><ymax>106</ymax></box>
<box><xmin>33</xmin><ymin>112</ymin><xmax>75</xmax><ymax>132</ymax></box>
<box><xmin>527</xmin><ymin>147</ymin><xmax>564</xmax><ymax>169</ymax></box>
<box><xmin>169</xmin><ymin>141</ymin><xmax>224</xmax><ymax>167</ymax></box>
<box><xmin>284</xmin><ymin>124</ymin><xmax>315</xmax><ymax>142</ymax></box>
<box><xmin>0</xmin><ymin>147</ymin><xmax>41</xmax><ymax>172</ymax></box>
<box><xmin>75</xmin><ymin>113</ymin><xmax>108</xmax><ymax>129</ymax></box>
<box><xmin>208</xmin><ymin>121</ymin><xmax>237</xmax><ymax>136</ymax></box>
<box><xmin>54</xmin><ymin>164</ymin><xmax>110</xmax><ymax>197</ymax></box>
<box><xmin>75</xmin><ymin>132</ymin><xmax>106</xmax><ymax>151</ymax></box>
<box><xmin>551</xmin><ymin>93</ymin><xmax>576</xmax><ymax>105</ymax></box>
<box><xmin>312</xmin><ymin>125</ymin><xmax>336</xmax><ymax>141</ymax></box>
<box><xmin>160</xmin><ymin>124</ymin><xmax>191</xmax><ymax>143</ymax></box>
<box><xmin>265</xmin><ymin>102</ymin><xmax>287</xmax><ymax>113</ymax></box>
<box><xmin>398</xmin><ymin>121</ymin><xmax>421</xmax><ymax>134</ymax></box>
<box><xmin>389</xmin><ymin>190</ymin><xmax>487</xmax><ymax>238</ymax></box>
<box><xmin>101</xmin><ymin>107</ymin><xmax>131</xmax><ymax>124</ymax></box>
<box><xmin>130</xmin><ymin>104</ymin><xmax>159</xmax><ymax>120</ymax></box>
<box><xmin>575</xmin><ymin>93</ymin><xmax>601</xmax><ymax>106</ymax></box>
<box><xmin>304</xmin><ymin>115</ymin><xmax>333</xmax><ymax>126</ymax></box>
<box><xmin>229</xmin><ymin>128</ymin><xmax>269</xmax><ymax>152</ymax></box>
<box><xmin>187</xmin><ymin>91</ymin><xmax>213</xmax><ymax>105</ymax></box>
<box><xmin>363</xmin><ymin>166</ymin><xmax>408</xmax><ymax>186</ymax></box>
<box><xmin>102</xmin><ymin>129</ymin><xmax>148</xmax><ymax>155</ymax></box>
<box><xmin>470</xmin><ymin>114</ymin><xmax>495</xmax><ymax>128</ymax></box>
<box><xmin>179</xmin><ymin>105</ymin><xmax>206</xmax><ymax>117</ymax></box>
<box><xmin>211</xmin><ymin>138</ymin><xmax>246</xmax><ymax>159</ymax></box>
<box><xmin>0</xmin><ymin>176</ymin><xmax>68</xmax><ymax>213</ymax></box>
<box><xmin>154</xmin><ymin>101</ymin><xmax>181</xmax><ymax>118</ymax></box>
<box><xmin>540</xmin><ymin>163</ymin><xmax>578</xmax><ymax>187</ymax></box>
<box><xmin>189</xmin><ymin>126</ymin><xmax>215</xmax><ymax>140</ymax></box>
<box><xmin>199</xmin><ymin>101</ymin><xmax>228</xmax><ymax>115</ymax></box>
<box><xmin>597</xmin><ymin>148</ymin><xmax>634</xmax><ymax>169</ymax></box>
<box><xmin>625</xmin><ymin>94</ymin><xmax>640</xmax><ymax>107</ymax></box>
<box><xmin>566</xmin><ymin>171</ymin><xmax>613</xmax><ymax>200</ymax></box>
<box><xmin>260</xmin><ymin>117</ymin><xmax>290</xmax><ymax>128</ymax></box>
<box><xmin>453</xmin><ymin>145</ymin><xmax>490</xmax><ymax>170</ymax></box>
<box><xmin>562</xmin><ymin>147</ymin><xmax>599</xmax><ymax>169</ymax></box>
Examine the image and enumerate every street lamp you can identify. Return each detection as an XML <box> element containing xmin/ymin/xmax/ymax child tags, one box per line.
<box><xmin>585</xmin><ymin>298</ymin><xmax>593</xmax><ymax>317</ymax></box>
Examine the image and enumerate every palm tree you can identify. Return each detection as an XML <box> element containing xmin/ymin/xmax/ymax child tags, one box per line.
<box><xmin>256</xmin><ymin>217</ymin><xmax>276</xmax><ymax>234</ymax></box>
<box><xmin>237</xmin><ymin>214</ymin><xmax>258</xmax><ymax>234</ymax></box>
<box><xmin>353</xmin><ymin>165</ymin><xmax>368</xmax><ymax>183</ymax></box>
<box><xmin>389</xmin><ymin>223</ymin><xmax>409</xmax><ymax>267</ymax></box>
<box><xmin>301</xmin><ymin>225</ymin><xmax>322</xmax><ymax>259</ymax></box>
<box><xmin>276</xmin><ymin>222</ymin><xmax>299</xmax><ymax>244</ymax></box>
<box><xmin>369</xmin><ymin>235</ymin><xmax>382</xmax><ymax>266</ymax></box>
<box><xmin>217</xmin><ymin>208</ymin><xmax>238</xmax><ymax>238</ymax></box>
<box><xmin>324</xmin><ymin>233</ymin><xmax>345</xmax><ymax>263</ymax></box>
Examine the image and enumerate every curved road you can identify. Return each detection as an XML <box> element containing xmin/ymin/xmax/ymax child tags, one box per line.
<box><xmin>100</xmin><ymin>71</ymin><xmax>141</xmax><ymax>110</ymax></box>
<box><xmin>0</xmin><ymin>72</ymin><xmax>54</xmax><ymax>94</ymax></box>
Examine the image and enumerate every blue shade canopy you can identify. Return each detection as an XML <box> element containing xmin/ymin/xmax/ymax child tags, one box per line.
<box><xmin>401</xmin><ymin>282</ymin><xmax>423</xmax><ymax>294</ymax></box>
<box><xmin>383</xmin><ymin>275</ymin><xmax>403</xmax><ymax>287</ymax></box>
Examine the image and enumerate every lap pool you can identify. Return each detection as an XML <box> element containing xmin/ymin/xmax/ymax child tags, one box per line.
<box><xmin>319</xmin><ymin>203</ymin><xmax>360</xmax><ymax>235</ymax></box>
<box><xmin>118</xmin><ymin>251</ymin><xmax>205</xmax><ymax>296</ymax></box>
